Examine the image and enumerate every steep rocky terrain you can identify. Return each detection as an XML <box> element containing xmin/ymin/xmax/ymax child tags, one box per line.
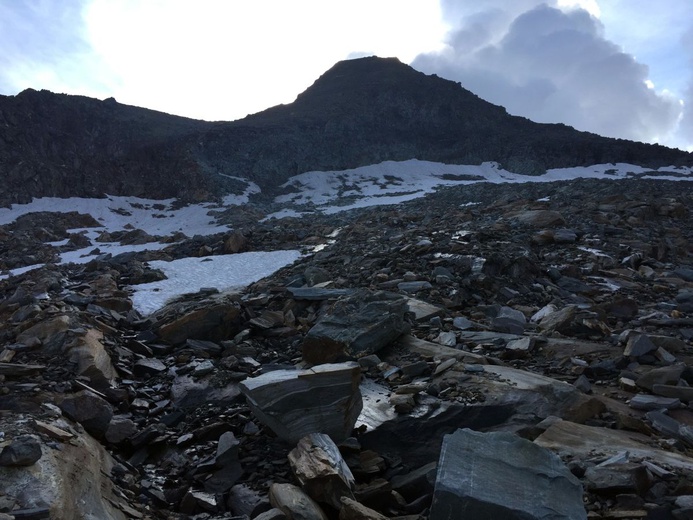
<box><xmin>1</xmin><ymin>177</ymin><xmax>693</xmax><ymax>519</ymax></box>
<box><xmin>1</xmin><ymin>57</ymin><xmax>691</xmax><ymax>206</ymax></box>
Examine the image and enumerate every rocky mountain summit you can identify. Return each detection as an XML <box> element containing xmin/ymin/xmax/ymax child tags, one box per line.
<box><xmin>1</xmin><ymin>56</ymin><xmax>691</xmax><ymax>206</ymax></box>
<box><xmin>1</xmin><ymin>175</ymin><xmax>693</xmax><ymax>519</ymax></box>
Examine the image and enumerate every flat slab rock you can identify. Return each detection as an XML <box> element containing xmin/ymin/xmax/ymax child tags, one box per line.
<box><xmin>240</xmin><ymin>362</ymin><xmax>363</xmax><ymax>444</ymax></box>
<box><xmin>430</xmin><ymin>428</ymin><xmax>586</xmax><ymax>520</ymax></box>
<box><xmin>302</xmin><ymin>290</ymin><xmax>409</xmax><ymax>365</ymax></box>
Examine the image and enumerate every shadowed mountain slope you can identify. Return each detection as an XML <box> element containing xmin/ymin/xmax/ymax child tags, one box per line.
<box><xmin>0</xmin><ymin>56</ymin><xmax>690</xmax><ymax>205</ymax></box>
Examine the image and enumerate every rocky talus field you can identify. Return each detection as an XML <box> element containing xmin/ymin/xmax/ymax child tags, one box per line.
<box><xmin>1</xmin><ymin>177</ymin><xmax>693</xmax><ymax>519</ymax></box>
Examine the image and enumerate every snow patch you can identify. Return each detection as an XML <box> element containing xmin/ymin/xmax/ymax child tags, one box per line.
<box><xmin>129</xmin><ymin>250</ymin><xmax>301</xmax><ymax>315</ymax></box>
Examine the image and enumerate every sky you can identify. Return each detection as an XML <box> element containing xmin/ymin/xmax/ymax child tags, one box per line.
<box><xmin>0</xmin><ymin>1</ymin><xmax>692</xmax><ymax>150</ymax></box>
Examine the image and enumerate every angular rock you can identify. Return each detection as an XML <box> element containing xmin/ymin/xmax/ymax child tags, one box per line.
<box><xmin>302</xmin><ymin>290</ymin><xmax>408</xmax><ymax>365</ymax></box>
<box><xmin>240</xmin><ymin>362</ymin><xmax>363</xmax><ymax>444</ymax></box>
<box><xmin>624</xmin><ymin>333</ymin><xmax>657</xmax><ymax>358</ymax></box>
<box><xmin>269</xmin><ymin>483</ymin><xmax>328</xmax><ymax>520</ymax></box>
<box><xmin>0</xmin><ymin>436</ymin><xmax>42</xmax><ymax>466</ymax></box>
<box><xmin>58</xmin><ymin>391</ymin><xmax>114</xmax><ymax>439</ymax></box>
<box><xmin>67</xmin><ymin>328</ymin><xmax>116</xmax><ymax>389</ymax></box>
<box><xmin>629</xmin><ymin>394</ymin><xmax>681</xmax><ymax>411</ymax></box>
<box><xmin>156</xmin><ymin>301</ymin><xmax>241</xmax><ymax>345</ymax></box>
<box><xmin>16</xmin><ymin>315</ymin><xmax>71</xmax><ymax>354</ymax></box>
<box><xmin>635</xmin><ymin>364</ymin><xmax>685</xmax><ymax>391</ymax></box>
<box><xmin>652</xmin><ymin>384</ymin><xmax>693</xmax><ymax>402</ymax></box>
<box><xmin>104</xmin><ymin>416</ymin><xmax>137</xmax><ymax>444</ymax></box>
<box><xmin>339</xmin><ymin>497</ymin><xmax>388</xmax><ymax>520</ymax></box>
<box><xmin>430</xmin><ymin>429</ymin><xmax>585</xmax><ymax>520</ymax></box>
<box><xmin>288</xmin><ymin>433</ymin><xmax>356</xmax><ymax>509</ymax></box>
<box><xmin>390</xmin><ymin>462</ymin><xmax>437</xmax><ymax>502</ymax></box>
<box><xmin>0</xmin><ymin>419</ymin><xmax>134</xmax><ymax>519</ymax></box>
<box><xmin>584</xmin><ymin>463</ymin><xmax>651</xmax><ymax>496</ymax></box>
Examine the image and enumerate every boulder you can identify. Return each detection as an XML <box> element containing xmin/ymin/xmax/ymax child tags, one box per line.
<box><xmin>16</xmin><ymin>315</ymin><xmax>72</xmax><ymax>353</ymax></box>
<box><xmin>0</xmin><ymin>435</ymin><xmax>42</xmax><ymax>466</ymax></box>
<box><xmin>155</xmin><ymin>301</ymin><xmax>241</xmax><ymax>345</ymax></box>
<box><xmin>430</xmin><ymin>429</ymin><xmax>585</xmax><ymax>520</ymax></box>
<box><xmin>66</xmin><ymin>328</ymin><xmax>116</xmax><ymax>390</ymax></box>
<box><xmin>240</xmin><ymin>362</ymin><xmax>363</xmax><ymax>444</ymax></box>
<box><xmin>58</xmin><ymin>391</ymin><xmax>114</xmax><ymax>439</ymax></box>
<box><xmin>288</xmin><ymin>433</ymin><xmax>356</xmax><ymax>509</ymax></box>
<box><xmin>302</xmin><ymin>291</ymin><xmax>408</xmax><ymax>365</ymax></box>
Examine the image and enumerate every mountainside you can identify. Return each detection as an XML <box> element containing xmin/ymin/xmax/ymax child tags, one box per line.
<box><xmin>0</xmin><ymin>56</ymin><xmax>691</xmax><ymax>205</ymax></box>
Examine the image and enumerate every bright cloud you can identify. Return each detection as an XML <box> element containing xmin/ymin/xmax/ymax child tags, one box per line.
<box><xmin>413</xmin><ymin>1</ymin><xmax>688</xmax><ymax>148</ymax></box>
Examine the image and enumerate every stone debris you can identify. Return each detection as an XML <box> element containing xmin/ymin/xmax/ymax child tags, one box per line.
<box><xmin>0</xmin><ymin>179</ymin><xmax>693</xmax><ymax>519</ymax></box>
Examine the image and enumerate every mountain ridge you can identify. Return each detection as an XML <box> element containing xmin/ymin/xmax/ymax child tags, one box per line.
<box><xmin>0</xmin><ymin>56</ymin><xmax>690</xmax><ymax>206</ymax></box>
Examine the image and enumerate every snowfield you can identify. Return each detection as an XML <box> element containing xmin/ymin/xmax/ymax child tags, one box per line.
<box><xmin>1</xmin><ymin>159</ymin><xmax>691</xmax><ymax>312</ymax></box>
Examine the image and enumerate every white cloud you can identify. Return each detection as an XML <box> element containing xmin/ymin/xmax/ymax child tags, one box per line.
<box><xmin>413</xmin><ymin>2</ymin><xmax>686</xmax><ymax>147</ymax></box>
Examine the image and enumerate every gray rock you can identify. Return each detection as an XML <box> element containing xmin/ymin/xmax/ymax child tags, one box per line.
<box><xmin>584</xmin><ymin>463</ymin><xmax>651</xmax><ymax>496</ymax></box>
<box><xmin>302</xmin><ymin>291</ymin><xmax>408</xmax><ymax>364</ymax></box>
<box><xmin>0</xmin><ymin>436</ymin><xmax>42</xmax><ymax>466</ymax></box>
<box><xmin>240</xmin><ymin>362</ymin><xmax>363</xmax><ymax>444</ymax></box>
<box><xmin>452</xmin><ymin>316</ymin><xmax>474</xmax><ymax>330</ymax></box>
<box><xmin>430</xmin><ymin>428</ymin><xmax>585</xmax><ymax>520</ymax></box>
<box><xmin>59</xmin><ymin>391</ymin><xmax>114</xmax><ymax>439</ymax></box>
<box><xmin>287</xmin><ymin>287</ymin><xmax>355</xmax><ymax>301</ymax></box>
<box><xmin>635</xmin><ymin>364</ymin><xmax>685</xmax><ymax>391</ymax></box>
<box><xmin>133</xmin><ymin>358</ymin><xmax>167</xmax><ymax>377</ymax></box>
<box><xmin>104</xmin><ymin>416</ymin><xmax>137</xmax><ymax>444</ymax></box>
<box><xmin>652</xmin><ymin>384</ymin><xmax>693</xmax><ymax>402</ymax></box>
<box><xmin>629</xmin><ymin>394</ymin><xmax>681</xmax><ymax>411</ymax></box>
<box><xmin>397</xmin><ymin>281</ymin><xmax>433</xmax><ymax>293</ymax></box>
<box><xmin>624</xmin><ymin>333</ymin><xmax>657</xmax><ymax>357</ymax></box>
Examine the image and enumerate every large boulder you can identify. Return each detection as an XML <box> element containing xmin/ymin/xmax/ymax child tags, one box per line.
<box><xmin>155</xmin><ymin>301</ymin><xmax>242</xmax><ymax>345</ymax></box>
<box><xmin>302</xmin><ymin>290</ymin><xmax>409</xmax><ymax>365</ymax></box>
<box><xmin>430</xmin><ymin>428</ymin><xmax>586</xmax><ymax>520</ymax></box>
<box><xmin>240</xmin><ymin>362</ymin><xmax>363</xmax><ymax>444</ymax></box>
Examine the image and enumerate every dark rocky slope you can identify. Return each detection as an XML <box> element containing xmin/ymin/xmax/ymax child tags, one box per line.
<box><xmin>1</xmin><ymin>178</ymin><xmax>693</xmax><ymax>518</ymax></box>
<box><xmin>1</xmin><ymin>57</ymin><xmax>691</xmax><ymax>206</ymax></box>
